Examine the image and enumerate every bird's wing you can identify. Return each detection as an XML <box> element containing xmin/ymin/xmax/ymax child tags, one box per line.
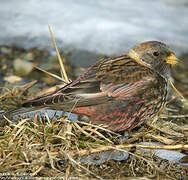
<box><xmin>21</xmin><ymin>55</ymin><xmax>162</xmax><ymax>111</ymax></box>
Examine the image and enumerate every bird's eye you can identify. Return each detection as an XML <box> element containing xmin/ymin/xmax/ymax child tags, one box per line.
<box><xmin>153</xmin><ymin>51</ymin><xmax>159</xmax><ymax>56</ymax></box>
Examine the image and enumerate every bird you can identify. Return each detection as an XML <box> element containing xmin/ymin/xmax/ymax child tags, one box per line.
<box><xmin>1</xmin><ymin>41</ymin><xmax>178</xmax><ymax>132</ymax></box>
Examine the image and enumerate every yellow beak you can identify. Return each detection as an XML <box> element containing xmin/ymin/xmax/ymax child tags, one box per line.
<box><xmin>166</xmin><ymin>53</ymin><xmax>179</xmax><ymax>65</ymax></box>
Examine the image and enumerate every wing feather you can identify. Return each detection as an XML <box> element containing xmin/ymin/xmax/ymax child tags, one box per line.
<box><xmin>18</xmin><ymin>55</ymin><xmax>160</xmax><ymax>110</ymax></box>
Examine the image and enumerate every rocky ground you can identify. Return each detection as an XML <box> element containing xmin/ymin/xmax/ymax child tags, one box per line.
<box><xmin>0</xmin><ymin>45</ymin><xmax>187</xmax><ymax>179</ymax></box>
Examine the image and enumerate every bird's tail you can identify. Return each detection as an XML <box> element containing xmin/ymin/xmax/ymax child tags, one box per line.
<box><xmin>0</xmin><ymin>107</ymin><xmax>45</xmax><ymax>121</ymax></box>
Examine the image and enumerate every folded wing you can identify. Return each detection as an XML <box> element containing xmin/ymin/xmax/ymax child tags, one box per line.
<box><xmin>1</xmin><ymin>55</ymin><xmax>165</xmax><ymax>120</ymax></box>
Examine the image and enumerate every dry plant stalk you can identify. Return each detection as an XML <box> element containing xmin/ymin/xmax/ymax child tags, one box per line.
<box><xmin>48</xmin><ymin>24</ymin><xmax>70</xmax><ymax>84</ymax></box>
<box><xmin>169</xmin><ymin>79</ymin><xmax>185</xmax><ymax>100</ymax></box>
<box><xmin>74</xmin><ymin>144</ymin><xmax>188</xmax><ymax>158</ymax></box>
<box><xmin>34</xmin><ymin>65</ymin><xmax>64</xmax><ymax>82</ymax></box>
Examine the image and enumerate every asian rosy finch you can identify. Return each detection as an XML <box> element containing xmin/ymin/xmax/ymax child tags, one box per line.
<box><xmin>1</xmin><ymin>41</ymin><xmax>178</xmax><ymax>132</ymax></box>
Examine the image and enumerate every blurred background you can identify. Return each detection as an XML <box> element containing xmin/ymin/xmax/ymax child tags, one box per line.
<box><xmin>0</xmin><ymin>0</ymin><xmax>188</xmax><ymax>67</ymax></box>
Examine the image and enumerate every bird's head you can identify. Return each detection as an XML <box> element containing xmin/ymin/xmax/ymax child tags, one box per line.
<box><xmin>127</xmin><ymin>41</ymin><xmax>179</xmax><ymax>79</ymax></box>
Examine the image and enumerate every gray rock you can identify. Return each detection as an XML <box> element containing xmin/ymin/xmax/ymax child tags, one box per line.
<box><xmin>139</xmin><ymin>142</ymin><xmax>188</xmax><ymax>167</ymax></box>
<box><xmin>80</xmin><ymin>150</ymin><xmax>129</xmax><ymax>165</ymax></box>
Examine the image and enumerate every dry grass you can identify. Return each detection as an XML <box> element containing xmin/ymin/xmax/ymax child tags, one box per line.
<box><xmin>0</xmin><ymin>28</ymin><xmax>187</xmax><ymax>179</ymax></box>
<box><xmin>0</xmin><ymin>104</ymin><xmax>187</xmax><ymax>179</ymax></box>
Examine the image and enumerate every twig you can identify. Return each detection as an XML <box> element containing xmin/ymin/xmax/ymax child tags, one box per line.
<box><xmin>146</xmin><ymin>134</ymin><xmax>174</xmax><ymax>145</ymax></box>
<box><xmin>74</xmin><ymin>144</ymin><xmax>188</xmax><ymax>157</ymax></box>
<box><xmin>146</xmin><ymin>121</ymin><xmax>184</xmax><ymax>137</ymax></box>
<box><xmin>169</xmin><ymin>79</ymin><xmax>185</xmax><ymax>100</ymax></box>
<box><xmin>73</xmin><ymin>122</ymin><xmax>100</xmax><ymax>142</ymax></box>
<box><xmin>13</xmin><ymin>80</ymin><xmax>38</xmax><ymax>97</ymax></box>
<box><xmin>46</xmin><ymin>148</ymin><xmax>61</xmax><ymax>173</ymax></box>
<box><xmin>75</xmin><ymin>120</ymin><xmax>119</xmax><ymax>136</ymax></box>
<box><xmin>123</xmin><ymin>128</ymin><xmax>156</xmax><ymax>144</ymax></box>
<box><xmin>161</xmin><ymin>114</ymin><xmax>188</xmax><ymax>118</ymax></box>
<box><xmin>34</xmin><ymin>65</ymin><xmax>67</xmax><ymax>83</ymax></box>
<box><xmin>62</xmin><ymin>150</ymin><xmax>103</xmax><ymax>179</ymax></box>
<box><xmin>48</xmin><ymin>25</ymin><xmax>70</xmax><ymax>83</ymax></box>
